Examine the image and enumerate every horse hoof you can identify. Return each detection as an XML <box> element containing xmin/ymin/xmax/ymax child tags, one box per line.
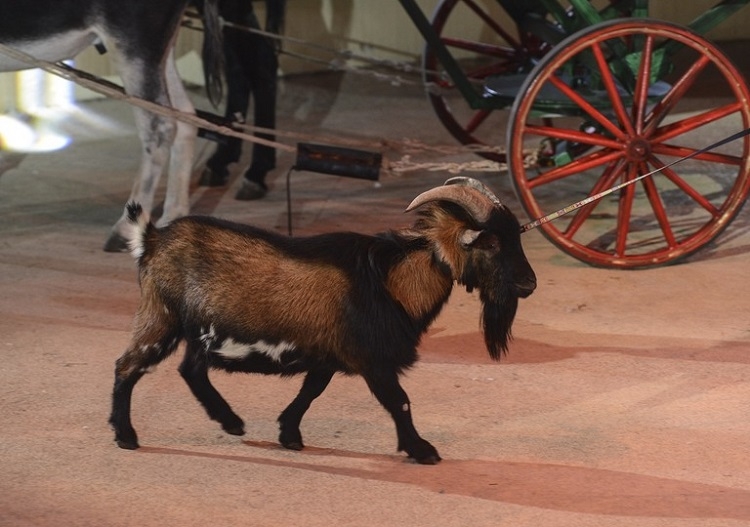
<box><xmin>198</xmin><ymin>166</ymin><xmax>229</xmax><ymax>187</ymax></box>
<box><xmin>103</xmin><ymin>232</ymin><xmax>129</xmax><ymax>252</ymax></box>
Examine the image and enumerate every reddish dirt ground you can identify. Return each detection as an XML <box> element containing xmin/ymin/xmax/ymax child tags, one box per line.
<box><xmin>2</xmin><ymin>69</ymin><xmax>750</xmax><ymax>526</ymax></box>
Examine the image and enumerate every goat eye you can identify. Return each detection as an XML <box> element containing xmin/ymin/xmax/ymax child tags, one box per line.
<box><xmin>468</xmin><ymin>232</ymin><xmax>500</xmax><ymax>251</ymax></box>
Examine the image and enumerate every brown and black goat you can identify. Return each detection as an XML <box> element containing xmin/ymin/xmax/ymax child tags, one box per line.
<box><xmin>109</xmin><ymin>177</ymin><xmax>536</xmax><ymax>464</ymax></box>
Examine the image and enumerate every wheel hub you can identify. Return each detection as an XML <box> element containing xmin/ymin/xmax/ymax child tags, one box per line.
<box><xmin>626</xmin><ymin>137</ymin><xmax>651</xmax><ymax>162</ymax></box>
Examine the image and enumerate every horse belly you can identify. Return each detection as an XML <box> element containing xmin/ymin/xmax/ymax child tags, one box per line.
<box><xmin>0</xmin><ymin>30</ymin><xmax>97</xmax><ymax>72</ymax></box>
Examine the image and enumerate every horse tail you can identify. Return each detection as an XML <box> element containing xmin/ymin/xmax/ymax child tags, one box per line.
<box><xmin>201</xmin><ymin>0</ymin><xmax>224</xmax><ymax>107</ymax></box>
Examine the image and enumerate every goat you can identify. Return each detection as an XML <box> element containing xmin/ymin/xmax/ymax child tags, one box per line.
<box><xmin>0</xmin><ymin>0</ymin><xmax>224</xmax><ymax>251</ymax></box>
<box><xmin>109</xmin><ymin>176</ymin><xmax>537</xmax><ymax>464</ymax></box>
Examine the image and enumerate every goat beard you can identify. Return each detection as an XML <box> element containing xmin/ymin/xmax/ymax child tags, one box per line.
<box><xmin>479</xmin><ymin>285</ymin><xmax>519</xmax><ymax>361</ymax></box>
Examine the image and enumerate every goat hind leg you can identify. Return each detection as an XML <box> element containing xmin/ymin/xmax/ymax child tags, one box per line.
<box><xmin>179</xmin><ymin>341</ymin><xmax>245</xmax><ymax>436</ymax></box>
<box><xmin>110</xmin><ymin>336</ymin><xmax>180</xmax><ymax>449</ymax></box>
<box><xmin>110</xmin><ymin>366</ymin><xmax>146</xmax><ymax>450</ymax></box>
<box><xmin>277</xmin><ymin>368</ymin><xmax>335</xmax><ymax>450</ymax></box>
<box><xmin>363</xmin><ymin>370</ymin><xmax>441</xmax><ymax>464</ymax></box>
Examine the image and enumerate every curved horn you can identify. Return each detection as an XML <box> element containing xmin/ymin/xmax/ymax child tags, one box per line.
<box><xmin>405</xmin><ymin>183</ymin><xmax>495</xmax><ymax>224</ymax></box>
<box><xmin>444</xmin><ymin>176</ymin><xmax>506</xmax><ymax>209</ymax></box>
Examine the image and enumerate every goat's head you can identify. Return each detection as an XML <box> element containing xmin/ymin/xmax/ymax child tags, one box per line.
<box><xmin>406</xmin><ymin>177</ymin><xmax>537</xmax><ymax>358</ymax></box>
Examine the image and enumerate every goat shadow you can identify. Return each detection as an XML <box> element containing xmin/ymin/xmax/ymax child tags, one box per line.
<box><xmin>139</xmin><ymin>442</ymin><xmax>750</xmax><ymax>520</ymax></box>
<box><xmin>421</xmin><ymin>329</ymin><xmax>750</xmax><ymax>366</ymax></box>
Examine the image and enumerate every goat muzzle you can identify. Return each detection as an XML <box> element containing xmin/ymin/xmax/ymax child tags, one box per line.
<box><xmin>513</xmin><ymin>276</ymin><xmax>537</xmax><ymax>299</ymax></box>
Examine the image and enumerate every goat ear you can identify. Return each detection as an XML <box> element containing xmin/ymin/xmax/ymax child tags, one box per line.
<box><xmin>460</xmin><ymin>230</ymin><xmax>500</xmax><ymax>251</ymax></box>
<box><xmin>459</xmin><ymin>229</ymin><xmax>482</xmax><ymax>248</ymax></box>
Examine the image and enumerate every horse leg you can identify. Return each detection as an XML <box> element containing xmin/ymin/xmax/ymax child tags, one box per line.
<box><xmin>159</xmin><ymin>48</ymin><xmax>195</xmax><ymax>226</ymax></box>
<box><xmin>103</xmin><ymin>54</ymin><xmax>177</xmax><ymax>251</ymax></box>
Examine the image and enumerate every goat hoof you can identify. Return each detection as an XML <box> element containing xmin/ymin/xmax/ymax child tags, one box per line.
<box><xmin>412</xmin><ymin>453</ymin><xmax>441</xmax><ymax>465</ymax></box>
<box><xmin>115</xmin><ymin>437</ymin><xmax>139</xmax><ymax>450</ymax></box>
<box><xmin>103</xmin><ymin>232</ymin><xmax>129</xmax><ymax>253</ymax></box>
<box><xmin>222</xmin><ymin>424</ymin><xmax>245</xmax><ymax>436</ymax></box>
<box><xmin>281</xmin><ymin>439</ymin><xmax>304</xmax><ymax>451</ymax></box>
<box><xmin>404</xmin><ymin>440</ymin><xmax>441</xmax><ymax>465</ymax></box>
<box><xmin>279</xmin><ymin>428</ymin><xmax>304</xmax><ymax>450</ymax></box>
<box><xmin>219</xmin><ymin>414</ymin><xmax>245</xmax><ymax>436</ymax></box>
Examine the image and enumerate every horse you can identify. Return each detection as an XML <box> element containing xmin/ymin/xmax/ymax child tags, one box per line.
<box><xmin>0</xmin><ymin>0</ymin><xmax>224</xmax><ymax>251</ymax></box>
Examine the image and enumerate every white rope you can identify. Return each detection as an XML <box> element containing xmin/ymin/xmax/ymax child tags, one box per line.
<box><xmin>0</xmin><ymin>42</ymin><xmax>296</xmax><ymax>153</ymax></box>
<box><xmin>182</xmin><ymin>13</ymin><xmax>447</xmax><ymax>85</ymax></box>
<box><xmin>0</xmin><ymin>40</ymin><xmax>531</xmax><ymax>176</ymax></box>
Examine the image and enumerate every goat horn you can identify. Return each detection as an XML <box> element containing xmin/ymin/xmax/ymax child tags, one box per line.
<box><xmin>405</xmin><ymin>181</ymin><xmax>495</xmax><ymax>224</ymax></box>
<box><xmin>444</xmin><ymin>176</ymin><xmax>506</xmax><ymax>210</ymax></box>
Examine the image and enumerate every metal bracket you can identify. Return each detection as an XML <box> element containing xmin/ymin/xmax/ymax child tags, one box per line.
<box><xmin>286</xmin><ymin>143</ymin><xmax>382</xmax><ymax>236</ymax></box>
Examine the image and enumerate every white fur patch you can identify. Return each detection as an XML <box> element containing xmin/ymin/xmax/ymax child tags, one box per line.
<box><xmin>214</xmin><ymin>338</ymin><xmax>296</xmax><ymax>361</ymax></box>
<box><xmin>199</xmin><ymin>325</ymin><xmax>217</xmax><ymax>351</ymax></box>
<box><xmin>125</xmin><ymin>230</ymin><xmax>144</xmax><ymax>259</ymax></box>
<box><xmin>0</xmin><ymin>31</ymin><xmax>98</xmax><ymax>72</ymax></box>
<box><xmin>124</xmin><ymin>206</ymin><xmax>151</xmax><ymax>260</ymax></box>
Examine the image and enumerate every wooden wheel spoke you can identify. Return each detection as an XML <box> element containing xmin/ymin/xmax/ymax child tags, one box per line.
<box><xmin>614</xmin><ymin>165</ymin><xmax>638</xmax><ymax>256</ymax></box>
<box><xmin>632</xmin><ymin>34</ymin><xmax>655</xmax><ymax>133</ymax></box>
<box><xmin>592</xmin><ymin>42</ymin><xmax>636</xmax><ymax>136</ymax></box>
<box><xmin>464</xmin><ymin>109</ymin><xmax>493</xmax><ymax>134</ymax></box>
<box><xmin>441</xmin><ymin>38</ymin><xmax>518</xmax><ymax>60</ymax></box>
<box><xmin>651</xmin><ymin>102</ymin><xmax>742</xmax><ymax>144</ymax></box>
<box><xmin>548</xmin><ymin>74</ymin><xmax>627</xmax><ymax>140</ymax></box>
<box><xmin>426</xmin><ymin>0</ymin><xmax>516</xmax><ymax>162</ymax></box>
<box><xmin>564</xmin><ymin>159</ymin><xmax>626</xmax><ymax>239</ymax></box>
<box><xmin>462</xmin><ymin>60</ymin><xmax>518</xmax><ymax>80</ymax></box>
<box><xmin>651</xmin><ymin>143</ymin><xmax>742</xmax><ymax>167</ymax></box>
<box><xmin>647</xmin><ymin>155</ymin><xmax>721</xmax><ymax>216</ymax></box>
<box><xmin>458</xmin><ymin>0</ymin><xmax>519</xmax><ymax>47</ymax></box>
<box><xmin>524</xmin><ymin>124</ymin><xmax>623</xmax><ymax>149</ymax></box>
<box><xmin>644</xmin><ymin>54</ymin><xmax>711</xmax><ymax>134</ymax></box>
<box><xmin>528</xmin><ymin>149</ymin><xmax>623</xmax><ymax>189</ymax></box>
<box><xmin>640</xmin><ymin>166</ymin><xmax>677</xmax><ymax>247</ymax></box>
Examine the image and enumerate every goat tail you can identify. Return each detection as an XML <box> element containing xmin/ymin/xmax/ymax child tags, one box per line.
<box><xmin>124</xmin><ymin>202</ymin><xmax>151</xmax><ymax>260</ymax></box>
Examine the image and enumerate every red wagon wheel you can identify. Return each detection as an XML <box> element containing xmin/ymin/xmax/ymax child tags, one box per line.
<box><xmin>507</xmin><ymin>19</ymin><xmax>750</xmax><ymax>268</ymax></box>
<box><xmin>422</xmin><ymin>0</ymin><xmax>551</xmax><ymax>161</ymax></box>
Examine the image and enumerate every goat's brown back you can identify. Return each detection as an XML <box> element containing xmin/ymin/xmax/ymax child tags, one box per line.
<box><xmin>139</xmin><ymin>218</ymin><xmax>353</xmax><ymax>359</ymax></box>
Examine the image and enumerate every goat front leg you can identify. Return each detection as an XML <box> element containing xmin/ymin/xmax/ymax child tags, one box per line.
<box><xmin>179</xmin><ymin>341</ymin><xmax>245</xmax><ymax>436</ymax></box>
<box><xmin>277</xmin><ymin>368</ymin><xmax>335</xmax><ymax>450</ymax></box>
<box><xmin>363</xmin><ymin>369</ymin><xmax>441</xmax><ymax>465</ymax></box>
